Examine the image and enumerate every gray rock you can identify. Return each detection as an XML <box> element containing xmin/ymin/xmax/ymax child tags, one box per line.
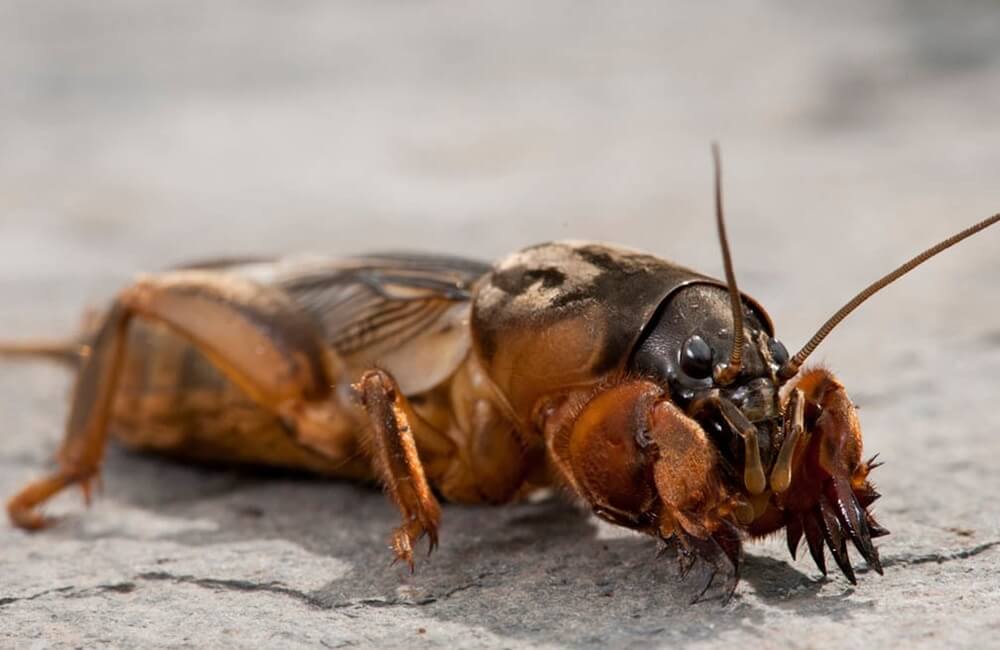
<box><xmin>2</xmin><ymin>1</ymin><xmax>999</xmax><ymax>648</ymax></box>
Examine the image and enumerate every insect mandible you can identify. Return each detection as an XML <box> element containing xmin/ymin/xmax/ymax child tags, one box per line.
<box><xmin>3</xmin><ymin>146</ymin><xmax>997</xmax><ymax>601</ymax></box>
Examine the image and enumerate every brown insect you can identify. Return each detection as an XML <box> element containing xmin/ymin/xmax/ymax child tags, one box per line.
<box><xmin>3</xmin><ymin>148</ymin><xmax>997</xmax><ymax>601</ymax></box>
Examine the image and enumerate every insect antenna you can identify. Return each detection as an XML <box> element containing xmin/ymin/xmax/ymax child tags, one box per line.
<box><xmin>712</xmin><ymin>143</ymin><xmax>745</xmax><ymax>386</ymax></box>
<box><xmin>0</xmin><ymin>338</ymin><xmax>85</xmax><ymax>367</ymax></box>
<box><xmin>779</xmin><ymin>213</ymin><xmax>1000</xmax><ymax>381</ymax></box>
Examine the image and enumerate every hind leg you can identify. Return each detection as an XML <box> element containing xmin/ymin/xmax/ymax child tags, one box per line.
<box><xmin>0</xmin><ymin>339</ymin><xmax>84</xmax><ymax>366</ymax></box>
<box><xmin>7</xmin><ymin>270</ymin><xmax>349</xmax><ymax>529</ymax></box>
<box><xmin>7</xmin><ymin>301</ymin><xmax>131</xmax><ymax>529</ymax></box>
<box><xmin>0</xmin><ymin>306</ymin><xmax>103</xmax><ymax>368</ymax></box>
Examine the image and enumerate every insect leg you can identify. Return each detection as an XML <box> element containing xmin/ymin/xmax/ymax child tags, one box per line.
<box><xmin>7</xmin><ymin>271</ymin><xmax>345</xmax><ymax>530</ymax></box>
<box><xmin>688</xmin><ymin>392</ymin><xmax>767</xmax><ymax>496</ymax></box>
<box><xmin>0</xmin><ymin>306</ymin><xmax>102</xmax><ymax>368</ymax></box>
<box><xmin>7</xmin><ymin>302</ymin><xmax>130</xmax><ymax>529</ymax></box>
<box><xmin>770</xmin><ymin>387</ymin><xmax>806</xmax><ymax>494</ymax></box>
<box><xmin>0</xmin><ymin>339</ymin><xmax>85</xmax><ymax>367</ymax></box>
<box><xmin>645</xmin><ymin>397</ymin><xmax>746</xmax><ymax>597</ymax></box>
<box><xmin>773</xmin><ymin>367</ymin><xmax>886</xmax><ymax>583</ymax></box>
<box><xmin>683</xmin><ymin>520</ymin><xmax>743</xmax><ymax>604</ymax></box>
<box><xmin>353</xmin><ymin>369</ymin><xmax>441</xmax><ymax>571</ymax></box>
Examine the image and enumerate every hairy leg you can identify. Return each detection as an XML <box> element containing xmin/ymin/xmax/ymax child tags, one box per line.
<box><xmin>7</xmin><ymin>271</ymin><xmax>348</xmax><ymax>529</ymax></box>
<box><xmin>354</xmin><ymin>369</ymin><xmax>444</xmax><ymax>570</ymax></box>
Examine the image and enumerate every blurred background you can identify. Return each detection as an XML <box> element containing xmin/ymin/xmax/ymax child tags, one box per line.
<box><xmin>1</xmin><ymin>3</ymin><xmax>1000</xmax><ymax>644</ymax></box>
<box><xmin>2</xmin><ymin>4</ymin><xmax>998</xmax><ymax>270</ymax></box>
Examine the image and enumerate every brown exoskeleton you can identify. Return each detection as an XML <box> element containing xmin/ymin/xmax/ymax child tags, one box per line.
<box><xmin>3</xmin><ymin>148</ymin><xmax>998</xmax><ymax>601</ymax></box>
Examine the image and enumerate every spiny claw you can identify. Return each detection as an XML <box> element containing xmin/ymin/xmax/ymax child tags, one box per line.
<box><xmin>867</xmin><ymin>515</ymin><xmax>890</xmax><ymax>539</ymax></box>
<box><xmin>427</xmin><ymin>528</ymin><xmax>439</xmax><ymax>557</ymax></box>
<box><xmin>786</xmin><ymin>516</ymin><xmax>803</xmax><ymax>560</ymax></box>
<box><xmin>720</xmin><ymin>569</ymin><xmax>739</xmax><ymax>604</ymax></box>
<box><xmin>786</xmin><ymin>471</ymin><xmax>887</xmax><ymax>583</ymax></box>
<box><xmin>715</xmin><ymin>524</ymin><xmax>743</xmax><ymax>601</ymax></box>
<box><xmin>679</xmin><ymin>554</ymin><xmax>697</xmax><ymax>579</ymax></box>
<box><xmin>826</xmin><ymin>478</ymin><xmax>882</xmax><ymax>575</ymax></box>
<box><xmin>390</xmin><ymin>513</ymin><xmax>439</xmax><ymax>569</ymax></box>
<box><xmin>390</xmin><ymin>526</ymin><xmax>416</xmax><ymax>573</ymax></box>
<box><xmin>690</xmin><ymin>567</ymin><xmax>719</xmax><ymax>605</ymax></box>
<box><xmin>672</xmin><ymin>545</ymin><xmax>698</xmax><ymax>578</ymax></box>
<box><xmin>818</xmin><ymin>497</ymin><xmax>856</xmax><ymax>585</ymax></box>
<box><xmin>665</xmin><ymin>538</ymin><xmax>698</xmax><ymax>579</ymax></box>
<box><xmin>802</xmin><ymin>511</ymin><xmax>827</xmax><ymax>576</ymax></box>
<box><xmin>855</xmin><ymin>484</ymin><xmax>882</xmax><ymax>508</ymax></box>
<box><xmin>676</xmin><ymin>524</ymin><xmax>743</xmax><ymax>604</ymax></box>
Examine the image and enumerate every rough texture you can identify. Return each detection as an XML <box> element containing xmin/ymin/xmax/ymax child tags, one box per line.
<box><xmin>2</xmin><ymin>2</ymin><xmax>999</xmax><ymax>648</ymax></box>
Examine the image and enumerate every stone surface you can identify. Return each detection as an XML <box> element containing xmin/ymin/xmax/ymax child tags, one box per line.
<box><xmin>2</xmin><ymin>2</ymin><xmax>1000</xmax><ymax>648</ymax></box>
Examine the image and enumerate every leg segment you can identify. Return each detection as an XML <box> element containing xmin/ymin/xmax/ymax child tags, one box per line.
<box><xmin>354</xmin><ymin>369</ymin><xmax>441</xmax><ymax>570</ymax></box>
<box><xmin>649</xmin><ymin>398</ymin><xmax>745</xmax><ymax>601</ymax></box>
<box><xmin>677</xmin><ymin>519</ymin><xmax>744</xmax><ymax>604</ymax></box>
<box><xmin>7</xmin><ymin>271</ymin><xmax>345</xmax><ymax>529</ymax></box>
<box><xmin>8</xmin><ymin>303</ymin><xmax>130</xmax><ymax>529</ymax></box>
<box><xmin>353</xmin><ymin>356</ymin><xmax>533</xmax><ymax>569</ymax></box>
<box><xmin>543</xmin><ymin>380</ymin><xmax>746</xmax><ymax>601</ymax></box>
<box><xmin>0</xmin><ymin>307</ymin><xmax>101</xmax><ymax>369</ymax></box>
<box><xmin>0</xmin><ymin>339</ymin><xmax>84</xmax><ymax>367</ymax></box>
<box><xmin>688</xmin><ymin>391</ymin><xmax>767</xmax><ymax>496</ymax></box>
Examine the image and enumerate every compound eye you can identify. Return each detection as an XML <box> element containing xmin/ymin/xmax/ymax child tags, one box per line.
<box><xmin>680</xmin><ymin>335</ymin><xmax>714</xmax><ymax>379</ymax></box>
<box><xmin>769</xmin><ymin>338</ymin><xmax>790</xmax><ymax>368</ymax></box>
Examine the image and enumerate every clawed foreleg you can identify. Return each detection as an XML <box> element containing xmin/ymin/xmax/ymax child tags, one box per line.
<box><xmin>777</xmin><ymin>368</ymin><xmax>887</xmax><ymax>584</ymax></box>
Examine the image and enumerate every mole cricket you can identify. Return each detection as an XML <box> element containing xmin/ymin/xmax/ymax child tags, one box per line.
<box><xmin>3</xmin><ymin>147</ymin><xmax>997</xmax><ymax>601</ymax></box>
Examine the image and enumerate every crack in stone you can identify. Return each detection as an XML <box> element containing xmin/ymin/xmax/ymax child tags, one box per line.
<box><xmin>330</xmin><ymin>580</ymin><xmax>484</xmax><ymax>609</ymax></box>
<box><xmin>136</xmin><ymin>570</ymin><xmax>486</xmax><ymax>610</ymax></box>
<box><xmin>416</xmin><ymin>580</ymin><xmax>482</xmax><ymax>605</ymax></box>
<box><xmin>0</xmin><ymin>586</ymin><xmax>72</xmax><ymax>608</ymax></box>
<box><xmin>322</xmin><ymin>572</ymin><xmax>493</xmax><ymax>609</ymax></box>
<box><xmin>137</xmin><ymin>571</ymin><xmax>327</xmax><ymax>609</ymax></box>
<box><xmin>0</xmin><ymin>583</ymin><xmax>135</xmax><ymax>609</ymax></box>
<box><xmin>885</xmin><ymin>540</ymin><xmax>1000</xmax><ymax>568</ymax></box>
<box><xmin>2</xmin><ymin>568</ymin><xmax>485</xmax><ymax>612</ymax></box>
<box><xmin>5</xmin><ymin>539</ymin><xmax>989</xmax><ymax>615</ymax></box>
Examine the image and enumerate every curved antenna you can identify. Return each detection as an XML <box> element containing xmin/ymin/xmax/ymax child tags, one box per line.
<box><xmin>779</xmin><ymin>213</ymin><xmax>1000</xmax><ymax>381</ymax></box>
<box><xmin>712</xmin><ymin>143</ymin><xmax>745</xmax><ymax>386</ymax></box>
